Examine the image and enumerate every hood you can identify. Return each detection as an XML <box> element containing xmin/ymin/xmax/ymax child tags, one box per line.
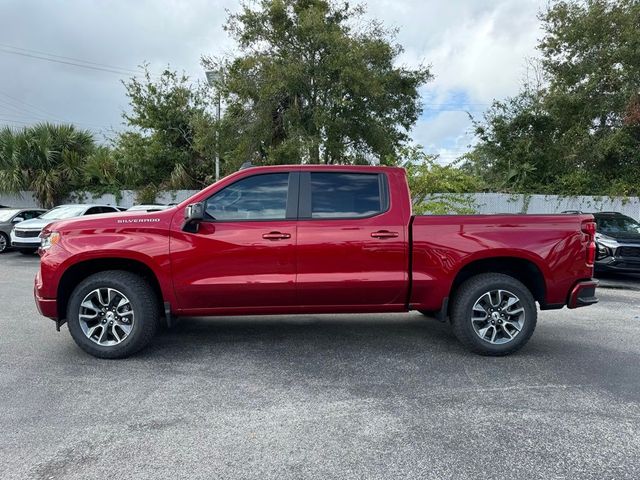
<box><xmin>11</xmin><ymin>217</ymin><xmax>52</xmax><ymax>230</ymax></box>
<box><xmin>597</xmin><ymin>231</ymin><xmax>640</xmax><ymax>244</ymax></box>
<box><xmin>45</xmin><ymin>208</ymin><xmax>177</xmax><ymax>233</ymax></box>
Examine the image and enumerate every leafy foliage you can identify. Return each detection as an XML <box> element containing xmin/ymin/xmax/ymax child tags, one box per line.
<box><xmin>205</xmin><ymin>0</ymin><xmax>432</xmax><ymax>167</ymax></box>
<box><xmin>467</xmin><ymin>0</ymin><xmax>640</xmax><ymax>196</ymax></box>
<box><xmin>0</xmin><ymin>123</ymin><xmax>94</xmax><ymax>207</ymax></box>
<box><xmin>117</xmin><ymin>68</ymin><xmax>217</xmax><ymax>189</ymax></box>
<box><xmin>385</xmin><ymin>146</ymin><xmax>481</xmax><ymax>214</ymax></box>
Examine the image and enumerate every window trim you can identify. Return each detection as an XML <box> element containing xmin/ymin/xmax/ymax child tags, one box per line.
<box><xmin>298</xmin><ymin>171</ymin><xmax>390</xmax><ymax>221</ymax></box>
<box><xmin>201</xmin><ymin>172</ymin><xmax>299</xmax><ymax>223</ymax></box>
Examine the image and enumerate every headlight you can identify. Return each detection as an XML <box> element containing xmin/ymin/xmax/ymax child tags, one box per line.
<box><xmin>40</xmin><ymin>231</ymin><xmax>61</xmax><ymax>250</ymax></box>
<box><xmin>596</xmin><ymin>243</ymin><xmax>611</xmax><ymax>260</ymax></box>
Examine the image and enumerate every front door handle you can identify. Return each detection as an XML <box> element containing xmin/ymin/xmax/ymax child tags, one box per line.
<box><xmin>262</xmin><ymin>231</ymin><xmax>291</xmax><ymax>240</ymax></box>
<box><xmin>371</xmin><ymin>230</ymin><xmax>399</xmax><ymax>239</ymax></box>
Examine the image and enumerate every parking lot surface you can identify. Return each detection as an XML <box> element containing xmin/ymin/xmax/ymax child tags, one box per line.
<box><xmin>1</xmin><ymin>251</ymin><xmax>639</xmax><ymax>479</ymax></box>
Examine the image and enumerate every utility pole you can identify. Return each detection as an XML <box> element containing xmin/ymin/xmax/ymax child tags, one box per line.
<box><xmin>205</xmin><ymin>69</ymin><xmax>222</xmax><ymax>182</ymax></box>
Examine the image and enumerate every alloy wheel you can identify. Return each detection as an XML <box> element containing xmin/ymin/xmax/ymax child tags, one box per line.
<box><xmin>78</xmin><ymin>288</ymin><xmax>135</xmax><ymax>346</ymax></box>
<box><xmin>471</xmin><ymin>289</ymin><xmax>525</xmax><ymax>345</ymax></box>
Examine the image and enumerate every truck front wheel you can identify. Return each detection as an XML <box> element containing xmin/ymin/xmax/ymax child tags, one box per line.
<box><xmin>451</xmin><ymin>273</ymin><xmax>537</xmax><ymax>356</ymax></box>
<box><xmin>67</xmin><ymin>271</ymin><xmax>160</xmax><ymax>359</ymax></box>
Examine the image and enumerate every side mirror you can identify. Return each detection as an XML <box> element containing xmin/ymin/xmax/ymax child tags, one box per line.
<box><xmin>12</xmin><ymin>217</ymin><xmax>24</xmax><ymax>223</ymax></box>
<box><xmin>183</xmin><ymin>202</ymin><xmax>204</xmax><ymax>232</ymax></box>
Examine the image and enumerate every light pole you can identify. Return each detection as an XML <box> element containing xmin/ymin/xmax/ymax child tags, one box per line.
<box><xmin>205</xmin><ymin>69</ymin><xmax>222</xmax><ymax>182</ymax></box>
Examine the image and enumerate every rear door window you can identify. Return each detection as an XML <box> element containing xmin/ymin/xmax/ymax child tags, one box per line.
<box><xmin>309</xmin><ymin>172</ymin><xmax>386</xmax><ymax>219</ymax></box>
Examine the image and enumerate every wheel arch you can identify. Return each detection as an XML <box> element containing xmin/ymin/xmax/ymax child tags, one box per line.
<box><xmin>57</xmin><ymin>258</ymin><xmax>164</xmax><ymax>321</ymax></box>
<box><xmin>449</xmin><ymin>256</ymin><xmax>547</xmax><ymax>310</ymax></box>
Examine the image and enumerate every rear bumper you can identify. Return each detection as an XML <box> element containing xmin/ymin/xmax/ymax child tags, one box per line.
<box><xmin>567</xmin><ymin>279</ymin><xmax>599</xmax><ymax>309</ymax></box>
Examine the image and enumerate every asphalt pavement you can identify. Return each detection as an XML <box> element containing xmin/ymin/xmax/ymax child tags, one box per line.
<box><xmin>1</xmin><ymin>251</ymin><xmax>639</xmax><ymax>479</ymax></box>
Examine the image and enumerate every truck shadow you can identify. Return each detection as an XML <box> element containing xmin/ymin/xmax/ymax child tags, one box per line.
<box><xmin>151</xmin><ymin>313</ymin><xmax>457</xmax><ymax>357</ymax></box>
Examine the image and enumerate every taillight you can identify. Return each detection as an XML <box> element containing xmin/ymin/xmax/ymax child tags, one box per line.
<box><xmin>581</xmin><ymin>220</ymin><xmax>596</xmax><ymax>237</ymax></box>
<box><xmin>586</xmin><ymin>241</ymin><xmax>596</xmax><ymax>265</ymax></box>
<box><xmin>582</xmin><ymin>220</ymin><xmax>596</xmax><ymax>266</ymax></box>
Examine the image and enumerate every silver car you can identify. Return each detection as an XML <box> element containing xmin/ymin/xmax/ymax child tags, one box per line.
<box><xmin>10</xmin><ymin>204</ymin><xmax>120</xmax><ymax>254</ymax></box>
<box><xmin>0</xmin><ymin>208</ymin><xmax>46</xmax><ymax>253</ymax></box>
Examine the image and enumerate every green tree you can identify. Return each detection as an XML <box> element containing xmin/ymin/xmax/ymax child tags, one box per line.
<box><xmin>0</xmin><ymin>123</ymin><xmax>95</xmax><ymax>207</ymax></box>
<box><xmin>205</xmin><ymin>0</ymin><xmax>432</xmax><ymax>168</ymax></box>
<box><xmin>82</xmin><ymin>146</ymin><xmax>122</xmax><ymax>196</ymax></box>
<box><xmin>467</xmin><ymin>0</ymin><xmax>640</xmax><ymax>196</ymax></box>
<box><xmin>117</xmin><ymin>68</ymin><xmax>217</xmax><ymax>190</ymax></box>
<box><xmin>386</xmin><ymin>146</ymin><xmax>481</xmax><ymax>214</ymax></box>
<box><xmin>464</xmin><ymin>70</ymin><xmax>564</xmax><ymax>193</ymax></box>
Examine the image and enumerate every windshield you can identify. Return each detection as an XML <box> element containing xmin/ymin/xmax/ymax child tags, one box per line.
<box><xmin>40</xmin><ymin>205</ymin><xmax>87</xmax><ymax>220</ymax></box>
<box><xmin>0</xmin><ymin>209</ymin><xmax>20</xmax><ymax>222</ymax></box>
<box><xmin>596</xmin><ymin>215</ymin><xmax>640</xmax><ymax>235</ymax></box>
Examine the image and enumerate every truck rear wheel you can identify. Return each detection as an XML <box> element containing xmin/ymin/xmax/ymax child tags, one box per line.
<box><xmin>451</xmin><ymin>273</ymin><xmax>537</xmax><ymax>356</ymax></box>
<box><xmin>67</xmin><ymin>271</ymin><xmax>160</xmax><ymax>359</ymax></box>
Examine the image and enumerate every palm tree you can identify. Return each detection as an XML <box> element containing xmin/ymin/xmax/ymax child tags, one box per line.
<box><xmin>0</xmin><ymin>123</ymin><xmax>95</xmax><ymax>207</ymax></box>
<box><xmin>0</xmin><ymin>126</ymin><xmax>29</xmax><ymax>194</ymax></box>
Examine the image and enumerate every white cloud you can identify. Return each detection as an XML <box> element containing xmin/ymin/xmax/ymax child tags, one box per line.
<box><xmin>0</xmin><ymin>0</ymin><xmax>545</xmax><ymax>155</ymax></box>
<box><xmin>366</xmin><ymin>0</ymin><xmax>544</xmax><ymax>161</ymax></box>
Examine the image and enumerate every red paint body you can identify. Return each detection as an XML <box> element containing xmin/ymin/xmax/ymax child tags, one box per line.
<box><xmin>34</xmin><ymin>165</ymin><xmax>597</xmax><ymax>321</ymax></box>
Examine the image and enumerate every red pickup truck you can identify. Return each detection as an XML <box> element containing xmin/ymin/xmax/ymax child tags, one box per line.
<box><xmin>35</xmin><ymin>165</ymin><xmax>598</xmax><ymax>358</ymax></box>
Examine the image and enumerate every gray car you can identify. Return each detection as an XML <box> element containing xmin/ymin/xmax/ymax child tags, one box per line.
<box><xmin>0</xmin><ymin>208</ymin><xmax>47</xmax><ymax>253</ymax></box>
<box><xmin>10</xmin><ymin>204</ymin><xmax>120</xmax><ymax>254</ymax></box>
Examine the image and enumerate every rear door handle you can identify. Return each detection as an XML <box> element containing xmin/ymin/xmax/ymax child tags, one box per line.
<box><xmin>371</xmin><ymin>230</ymin><xmax>399</xmax><ymax>239</ymax></box>
<box><xmin>262</xmin><ymin>231</ymin><xmax>291</xmax><ymax>240</ymax></box>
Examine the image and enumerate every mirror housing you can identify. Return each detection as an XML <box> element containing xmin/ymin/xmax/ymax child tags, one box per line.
<box><xmin>183</xmin><ymin>202</ymin><xmax>204</xmax><ymax>232</ymax></box>
<box><xmin>12</xmin><ymin>217</ymin><xmax>24</xmax><ymax>223</ymax></box>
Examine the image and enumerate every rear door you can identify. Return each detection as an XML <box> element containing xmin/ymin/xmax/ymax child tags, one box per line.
<box><xmin>296</xmin><ymin>171</ymin><xmax>408</xmax><ymax>309</ymax></box>
<box><xmin>170</xmin><ymin>171</ymin><xmax>300</xmax><ymax>312</ymax></box>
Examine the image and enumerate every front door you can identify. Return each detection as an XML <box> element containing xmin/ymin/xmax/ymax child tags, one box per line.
<box><xmin>170</xmin><ymin>172</ymin><xmax>299</xmax><ymax>312</ymax></box>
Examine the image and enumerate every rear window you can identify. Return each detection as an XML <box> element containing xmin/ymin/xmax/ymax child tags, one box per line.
<box><xmin>310</xmin><ymin>172</ymin><xmax>385</xmax><ymax>219</ymax></box>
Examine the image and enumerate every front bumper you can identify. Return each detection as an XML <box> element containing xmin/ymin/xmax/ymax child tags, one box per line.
<box><xmin>10</xmin><ymin>232</ymin><xmax>40</xmax><ymax>249</ymax></box>
<box><xmin>595</xmin><ymin>258</ymin><xmax>640</xmax><ymax>273</ymax></box>
<box><xmin>567</xmin><ymin>279</ymin><xmax>599</xmax><ymax>309</ymax></box>
<box><xmin>34</xmin><ymin>271</ymin><xmax>58</xmax><ymax>320</ymax></box>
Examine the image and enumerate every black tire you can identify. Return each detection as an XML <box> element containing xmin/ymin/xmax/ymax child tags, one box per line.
<box><xmin>451</xmin><ymin>273</ymin><xmax>537</xmax><ymax>356</ymax></box>
<box><xmin>67</xmin><ymin>270</ymin><xmax>160</xmax><ymax>359</ymax></box>
<box><xmin>0</xmin><ymin>232</ymin><xmax>9</xmax><ymax>253</ymax></box>
<box><xmin>19</xmin><ymin>248</ymin><xmax>37</xmax><ymax>255</ymax></box>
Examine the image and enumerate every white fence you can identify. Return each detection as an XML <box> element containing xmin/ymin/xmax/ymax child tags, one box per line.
<box><xmin>0</xmin><ymin>190</ymin><xmax>199</xmax><ymax>209</ymax></box>
<box><xmin>461</xmin><ymin>193</ymin><xmax>640</xmax><ymax>218</ymax></box>
<box><xmin>2</xmin><ymin>190</ymin><xmax>639</xmax><ymax>219</ymax></box>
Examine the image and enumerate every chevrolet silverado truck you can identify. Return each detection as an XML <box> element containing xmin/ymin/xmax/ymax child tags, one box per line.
<box><xmin>34</xmin><ymin>165</ymin><xmax>598</xmax><ymax>358</ymax></box>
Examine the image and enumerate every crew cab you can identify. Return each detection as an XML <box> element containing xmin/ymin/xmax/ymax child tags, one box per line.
<box><xmin>34</xmin><ymin>165</ymin><xmax>598</xmax><ymax>358</ymax></box>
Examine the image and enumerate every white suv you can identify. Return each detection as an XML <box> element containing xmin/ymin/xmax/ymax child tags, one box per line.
<box><xmin>11</xmin><ymin>204</ymin><xmax>120</xmax><ymax>254</ymax></box>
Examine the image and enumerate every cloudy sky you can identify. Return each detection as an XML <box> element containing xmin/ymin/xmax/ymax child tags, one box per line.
<box><xmin>0</xmin><ymin>0</ymin><xmax>545</xmax><ymax>162</ymax></box>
